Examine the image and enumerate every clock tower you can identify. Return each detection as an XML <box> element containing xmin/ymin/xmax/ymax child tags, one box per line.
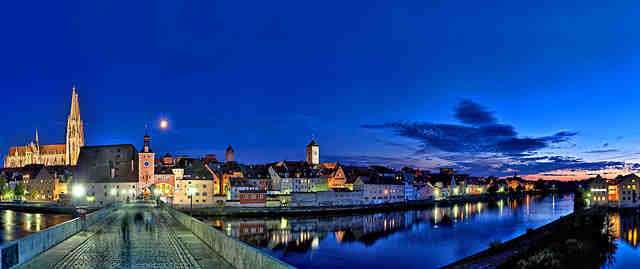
<box><xmin>138</xmin><ymin>128</ymin><xmax>155</xmax><ymax>190</ymax></box>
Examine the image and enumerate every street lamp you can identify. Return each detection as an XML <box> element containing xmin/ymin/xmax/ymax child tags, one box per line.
<box><xmin>187</xmin><ymin>187</ymin><xmax>196</xmax><ymax>217</ymax></box>
<box><xmin>72</xmin><ymin>185</ymin><xmax>85</xmax><ymax>199</ymax></box>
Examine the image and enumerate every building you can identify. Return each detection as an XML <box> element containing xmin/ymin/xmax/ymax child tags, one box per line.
<box><xmin>325</xmin><ymin>166</ymin><xmax>347</xmax><ymax>189</ymax></box>
<box><xmin>226</xmin><ymin>145</ymin><xmax>235</xmax><ymax>162</ymax></box>
<box><xmin>228</xmin><ymin>178</ymin><xmax>258</xmax><ymax>201</ymax></box>
<box><xmin>354</xmin><ymin>175</ymin><xmax>405</xmax><ymax>204</ymax></box>
<box><xmin>618</xmin><ymin>175</ymin><xmax>639</xmax><ymax>208</ymax></box>
<box><xmin>416</xmin><ymin>184</ymin><xmax>436</xmax><ymax>200</ymax></box>
<box><xmin>84</xmin><ymin>180</ymin><xmax>138</xmax><ymax>206</ymax></box>
<box><xmin>239</xmin><ymin>190</ymin><xmax>267</xmax><ymax>207</ymax></box>
<box><xmin>72</xmin><ymin>144</ymin><xmax>140</xmax><ymax>205</ymax></box>
<box><xmin>173</xmin><ymin>178</ymin><xmax>215</xmax><ymax>208</ymax></box>
<box><xmin>305</xmin><ymin>139</ymin><xmax>319</xmax><ymax>165</ymax></box>
<box><xmin>5</xmin><ymin>86</ymin><xmax>85</xmax><ymax>168</ymax></box>
<box><xmin>138</xmin><ymin>129</ymin><xmax>155</xmax><ymax>191</ymax></box>
<box><xmin>589</xmin><ymin>176</ymin><xmax>608</xmax><ymax>206</ymax></box>
<box><xmin>290</xmin><ymin>190</ymin><xmax>364</xmax><ymax>207</ymax></box>
<box><xmin>29</xmin><ymin>166</ymin><xmax>69</xmax><ymax>200</ymax></box>
<box><xmin>404</xmin><ymin>180</ymin><xmax>415</xmax><ymax>201</ymax></box>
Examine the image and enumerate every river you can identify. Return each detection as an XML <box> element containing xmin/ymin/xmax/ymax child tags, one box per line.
<box><xmin>208</xmin><ymin>194</ymin><xmax>575</xmax><ymax>268</ymax></box>
<box><xmin>605</xmin><ymin>212</ymin><xmax>640</xmax><ymax>269</ymax></box>
<box><xmin>0</xmin><ymin>210</ymin><xmax>74</xmax><ymax>244</ymax></box>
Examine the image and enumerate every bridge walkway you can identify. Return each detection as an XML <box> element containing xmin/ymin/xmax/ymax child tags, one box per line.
<box><xmin>18</xmin><ymin>203</ymin><xmax>233</xmax><ymax>269</ymax></box>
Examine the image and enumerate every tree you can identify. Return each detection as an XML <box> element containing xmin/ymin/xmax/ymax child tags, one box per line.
<box><xmin>28</xmin><ymin>190</ymin><xmax>38</xmax><ymax>200</ymax></box>
<box><xmin>487</xmin><ymin>185</ymin><xmax>499</xmax><ymax>196</ymax></box>
<box><xmin>516</xmin><ymin>185</ymin><xmax>524</xmax><ymax>193</ymax></box>
<box><xmin>573</xmin><ymin>186</ymin><xmax>586</xmax><ymax>228</ymax></box>
<box><xmin>14</xmin><ymin>183</ymin><xmax>25</xmax><ymax>199</ymax></box>
<box><xmin>534</xmin><ymin>179</ymin><xmax>546</xmax><ymax>192</ymax></box>
<box><xmin>0</xmin><ymin>175</ymin><xmax>7</xmax><ymax>201</ymax></box>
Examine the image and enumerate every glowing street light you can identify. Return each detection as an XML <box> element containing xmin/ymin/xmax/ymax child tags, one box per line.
<box><xmin>72</xmin><ymin>185</ymin><xmax>85</xmax><ymax>198</ymax></box>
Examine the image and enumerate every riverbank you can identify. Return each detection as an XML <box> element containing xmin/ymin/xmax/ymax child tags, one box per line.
<box><xmin>441</xmin><ymin>212</ymin><xmax>575</xmax><ymax>269</ymax></box>
<box><xmin>177</xmin><ymin>192</ymin><xmax>542</xmax><ymax>217</ymax></box>
<box><xmin>441</xmin><ymin>206</ymin><xmax>619</xmax><ymax>269</ymax></box>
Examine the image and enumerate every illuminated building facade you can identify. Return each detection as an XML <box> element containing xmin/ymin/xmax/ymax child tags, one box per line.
<box><xmin>305</xmin><ymin>139</ymin><xmax>319</xmax><ymax>165</ymax></box>
<box><xmin>4</xmin><ymin>86</ymin><xmax>84</xmax><ymax>168</ymax></box>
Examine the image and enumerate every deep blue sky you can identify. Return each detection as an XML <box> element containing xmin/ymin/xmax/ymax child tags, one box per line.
<box><xmin>2</xmin><ymin>1</ymin><xmax>640</xmax><ymax>179</ymax></box>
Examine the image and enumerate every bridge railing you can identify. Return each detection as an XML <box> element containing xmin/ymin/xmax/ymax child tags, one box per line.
<box><xmin>161</xmin><ymin>203</ymin><xmax>295</xmax><ymax>269</ymax></box>
<box><xmin>0</xmin><ymin>205</ymin><xmax>119</xmax><ymax>269</ymax></box>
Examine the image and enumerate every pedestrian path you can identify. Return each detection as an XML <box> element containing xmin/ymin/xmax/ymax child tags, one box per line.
<box><xmin>19</xmin><ymin>204</ymin><xmax>233</xmax><ymax>269</ymax></box>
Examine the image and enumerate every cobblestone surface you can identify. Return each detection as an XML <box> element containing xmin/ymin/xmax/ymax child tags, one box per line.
<box><xmin>20</xmin><ymin>204</ymin><xmax>233</xmax><ymax>269</ymax></box>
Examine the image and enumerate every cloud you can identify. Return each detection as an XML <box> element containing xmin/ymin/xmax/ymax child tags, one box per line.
<box><xmin>360</xmin><ymin>99</ymin><xmax>588</xmax><ymax>178</ymax></box>
<box><xmin>454</xmin><ymin>99</ymin><xmax>496</xmax><ymax>125</ymax></box>
<box><xmin>450</xmin><ymin>155</ymin><xmax>630</xmax><ymax>178</ymax></box>
<box><xmin>584</xmin><ymin>149</ymin><xmax>619</xmax><ymax>154</ymax></box>
<box><xmin>361</xmin><ymin>122</ymin><xmax>576</xmax><ymax>155</ymax></box>
<box><xmin>603</xmin><ymin>143</ymin><xmax>609</xmax><ymax>148</ymax></box>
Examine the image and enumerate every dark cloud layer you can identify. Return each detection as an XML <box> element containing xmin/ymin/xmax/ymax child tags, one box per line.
<box><xmin>361</xmin><ymin>99</ymin><xmax>590</xmax><ymax>177</ymax></box>
<box><xmin>361</xmin><ymin>122</ymin><xmax>576</xmax><ymax>155</ymax></box>
<box><xmin>454</xmin><ymin>100</ymin><xmax>496</xmax><ymax>125</ymax></box>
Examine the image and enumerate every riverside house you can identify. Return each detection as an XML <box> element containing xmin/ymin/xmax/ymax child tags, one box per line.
<box><xmin>354</xmin><ymin>175</ymin><xmax>404</xmax><ymax>204</ymax></box>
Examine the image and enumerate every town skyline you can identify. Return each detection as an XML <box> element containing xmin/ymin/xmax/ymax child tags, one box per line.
<box><xmin>2</xmin><ymin>85</ymin><xmax>639</xmax><ymax>181</ymax></box>
<box><xmin>4</xmin><ymin>1</ymin><xmax>640</xmax><ymax>180</ymax></box>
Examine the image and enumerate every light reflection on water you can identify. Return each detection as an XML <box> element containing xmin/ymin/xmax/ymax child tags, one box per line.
<box><xmin>209</xmin><ymin>194</ymin><xmax>574</xmax><ymax>269</ymax></box>
<box><xmin>604</xmin><ymin>212</ymin><xmax>640</xmax><ymax>269</ymax></box>
<box><xmin>0</xmin><ymin>210</ymin><xmax>73</xmax><ymax>244</ymax></box>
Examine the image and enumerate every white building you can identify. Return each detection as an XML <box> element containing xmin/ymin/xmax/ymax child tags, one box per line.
<box><xmin>354</xmin><ymin>176</ymin><xmax>405</xmax><ymax>204</ymax></box>
<box><xmin>76</xmin><ymin>180</ymin><xmax>138</xmax><ymax>206</ymax></box>
<box><xmin>618</xmin><ymin>175</ymin><xmax>639</xmax><ymax>208</ymax></box>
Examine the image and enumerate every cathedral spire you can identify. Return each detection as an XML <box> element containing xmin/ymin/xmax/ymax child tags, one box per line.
<box><xmin>66</xmin><ymin>84</ymin><xmax>85</xmax><ymax>166</ymax></box>
<box><xmin>35</xmin><ymin>129</ymin><xmax>39</xmax><ymax>146</ymax></box>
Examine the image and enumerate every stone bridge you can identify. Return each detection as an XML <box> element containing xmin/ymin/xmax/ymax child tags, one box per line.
<box><xmin>1</xmin><ymin>202</ymin><xmax>292</xmax><ymax>269</ymax></box>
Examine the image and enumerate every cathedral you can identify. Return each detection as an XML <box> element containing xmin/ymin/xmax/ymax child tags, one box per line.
<box><xmin>4</xmin><ymin>86</ymin><xmax>85</xmax><ymax>168</ymax></box>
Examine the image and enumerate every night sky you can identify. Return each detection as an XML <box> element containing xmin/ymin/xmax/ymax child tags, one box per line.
<box><xmin>2</xmin><ymin>1</ymin><xmax>640</xmax><ymax>180</ymax></box>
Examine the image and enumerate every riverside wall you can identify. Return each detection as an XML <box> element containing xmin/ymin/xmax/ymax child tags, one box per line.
<box><xmin>0</xmin><ymin>205</ymin><xmax>118</xmax><ymax>269</ymax></box>
<box><xmin>163</xmin><ymin>204</ymin><xmax>295</xmax><ymax>269</ymax></box>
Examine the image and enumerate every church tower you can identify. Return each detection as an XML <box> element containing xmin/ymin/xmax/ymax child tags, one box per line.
<box><xmin>65</xmin><ymin>85</ymin><xmax>85</xmax><ymax>166</ymax></box>
<box><xmin>306</xmin><ymin>139</ymin><xmax>319</xmax><ymax>165</ymax></box>
<box><xmin>225</xmin><ymin>145</ymin><xmax>235</xmax><ymax>162</ymax></box>
<box><xmin>138</xmin><ymin>127</ymin><xmax>155</xmax><ymax>189</ymax></box>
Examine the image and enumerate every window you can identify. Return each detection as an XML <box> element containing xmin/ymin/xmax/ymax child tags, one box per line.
<box><xmin>203</xmin><ymin>184</ymin><xmax>206</xmax><ymax>188</ymax></box>
<box><xmin>202</xmin><ymin>192</ymin><xmax>207</xmax><ymax>196</ymax></box>
<box><xmin>196</xmin><ymin>192</ymin><xmax>200</xmax><ymax>196</ymax></box>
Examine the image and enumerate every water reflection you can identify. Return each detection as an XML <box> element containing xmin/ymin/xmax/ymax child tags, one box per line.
<box><xmin>0</xmin><ymin>210</ymin><xmax>73</xmax><ymax>244</ymax></box>
<box><xmin>605</xmin><ymin>212</ymin><xmax>640</xmax><ymax>269</ymax></box>
<box><xmin>209</xmin><ymin>194</ymin><xmax>574</xmax><ymax>269</ymax></box>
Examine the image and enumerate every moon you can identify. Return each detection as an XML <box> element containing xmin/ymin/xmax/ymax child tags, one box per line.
<box><xmin>160</xmin><ymin>119</ymin><xmax>168</xmax><ymax>129</ymax></box>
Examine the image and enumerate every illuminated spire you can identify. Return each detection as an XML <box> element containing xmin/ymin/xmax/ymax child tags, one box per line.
<box><xmin>35</xmin><ymin>128</ymin><xmax>39</xmax><ymax>146</ymax></box>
